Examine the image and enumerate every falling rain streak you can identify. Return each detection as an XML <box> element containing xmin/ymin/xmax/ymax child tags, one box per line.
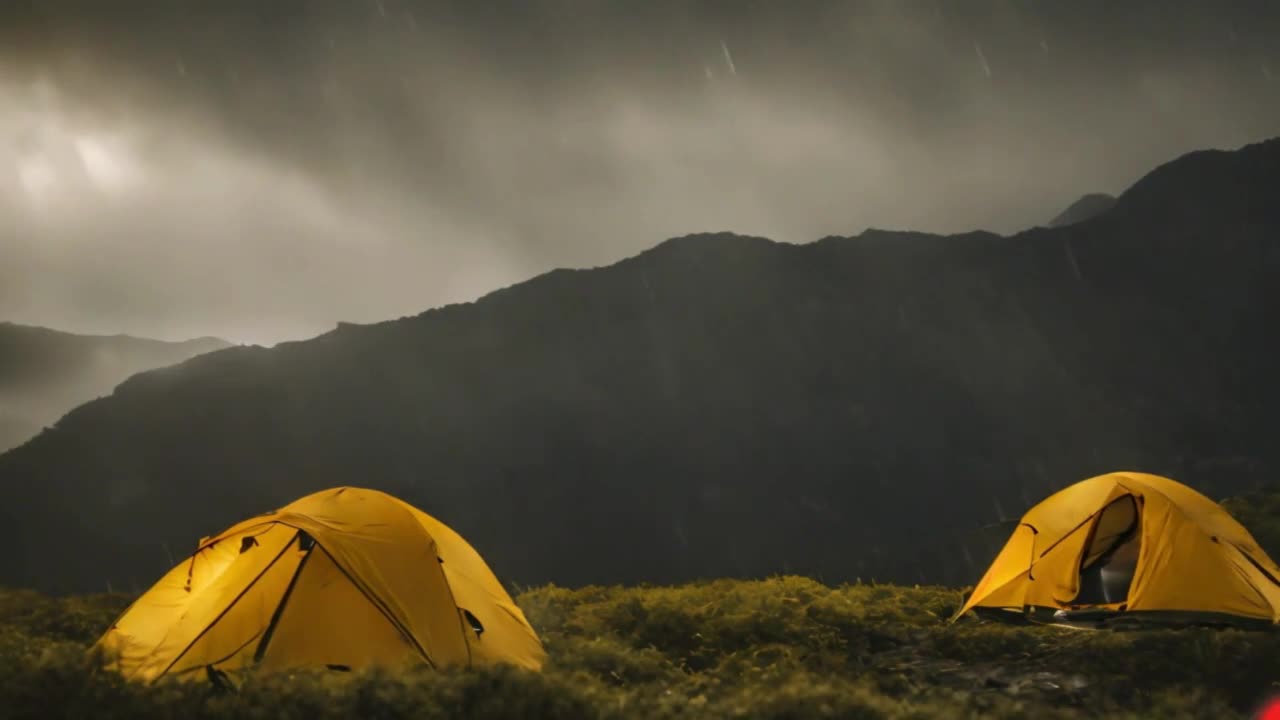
<box><xmin>720</xmin><ymin>39</ymin><xmax>738</xmax><ymax>76</ymax></box>
<box><xmin>974</xmin><ymin>42</ymin><xmax>992</xmax><ymax>78</ymax></box>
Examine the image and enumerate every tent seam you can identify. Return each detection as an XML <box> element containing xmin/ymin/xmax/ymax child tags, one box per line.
<box><xmin>156</xmin><ymin>528</ymin><xmax>299</xmax><ymax>679</ymax></box>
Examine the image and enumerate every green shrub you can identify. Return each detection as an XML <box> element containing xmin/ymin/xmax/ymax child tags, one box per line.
<box><xmin>0</xmin><ymin>588</ymin><xmax>131</xmax><ymax>644</ymax></box>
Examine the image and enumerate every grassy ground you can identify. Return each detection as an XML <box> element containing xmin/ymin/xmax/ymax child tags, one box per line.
<box><xmin>3</xmin><ymin>576</ymin><xmax>1278</xmax><ymax>719</ymax></box>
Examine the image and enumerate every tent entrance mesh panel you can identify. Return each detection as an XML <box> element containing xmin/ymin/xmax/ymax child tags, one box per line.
<box><xmin>1073</xmin><ymin>495</ymin><xmax>1140</xmax><ymax>605</ymax></box>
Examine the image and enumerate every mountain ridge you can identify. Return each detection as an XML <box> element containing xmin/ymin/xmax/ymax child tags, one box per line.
<box><xmin>1048</xmin><ymin>193</ymin><xmax>1117</xmax><ymax>228</ymax></box>
<box><xmin>0</xmin><ymin>323</ymin><xmax>231</xmax><ymax>453</ymax></box>
<box><xmin>0</xmin><ymin>321</ymin><xmax>226</xmax><ymax>346</ymax></box>
<box><xmin>2</xmin><ymin>137</ymin><xmax>1277</xmax><ymax>595</ymax></box>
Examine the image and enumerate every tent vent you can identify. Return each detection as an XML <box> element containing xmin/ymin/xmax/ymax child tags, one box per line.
<box><xmin>463</xmin><ymin>609</ymin><xmax>485</xmax><ymax>637</ymax></box>
<box><xmin>1234</xmin><ymin>544</ymin><xmax>1280</xmax><ymax>586</ymax></box>
<box><xmin>326</xmin><ymin>664</ymin><xmax>352</xmax><ymax>672</ymax></box>
<box><xmin>239</xmin><ymin>537</ymin><xmax>258</xmax><ymax>554</ymax></box>
<box><xmin>298</xmin><ymin>532</ymin><xmax>315</xmax><ymax>552</ymax></box>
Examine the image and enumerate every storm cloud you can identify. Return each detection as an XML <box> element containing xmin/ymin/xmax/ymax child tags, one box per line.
<box><xmin>2</xmin><ymin>0</ymin><xmax>1278</xmax><ymax>344</ymax></box>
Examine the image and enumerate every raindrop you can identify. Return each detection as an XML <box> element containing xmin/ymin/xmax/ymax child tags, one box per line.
<box><xmin>720</xmin><ymin>39</ymin><xmax>738</xmax><ymax>76</ymax></box>
<box><xmin>974</xmin><ymin>43</ymin><xmax>992</xmax><ymax>79</ymax></box>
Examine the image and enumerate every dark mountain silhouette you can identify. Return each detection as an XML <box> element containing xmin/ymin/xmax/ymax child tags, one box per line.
<box><xmin>0</xmin><ymin>323</ymin><xmax>230</xmax><ymax>453</ymax></box>
<box><xmin>1048</xmin><ymin>193</ymin><xmax>1118</xmax><ymax>228</ymax></box>
<box><xmin>2</xmin><ymin>138</ymin><xmax>1278</xmax><ymax>595</ymax></box>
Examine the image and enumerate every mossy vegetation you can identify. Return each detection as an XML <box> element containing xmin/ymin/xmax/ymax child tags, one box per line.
<box><xmin>3</xmin><ymin>576</ymin><xmax>1277</xmax><ymax>719</ymax></box>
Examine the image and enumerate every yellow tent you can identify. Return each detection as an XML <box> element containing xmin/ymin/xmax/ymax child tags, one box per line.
<box><xmin>93</xmin><ymin>487</ymin><xmax>546</xmax><ymax>682</ymax></box>
<box><xmin>954</xmin><ymin>472</ymin><xmax>1280</xmax><ymax>624</ymax></box>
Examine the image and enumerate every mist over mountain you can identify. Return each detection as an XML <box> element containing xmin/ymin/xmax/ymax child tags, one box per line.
<box><xmin>1048</xmin><ymin>193</ymin><xmax>1118</xmax><ymax>228</ymax></box>
<box><xmin>0</xmin><ymin>323</ymin><xmax>229</xmax><ymax>452</ymax></box>
<box><xmin>0</xmin><ymin>415</ymin><xmax>32</xmax><ymax>457</ymax></box>
<box><xmin>1</xmin><ymin>138</ymin><xmax>1277</xmax><ymax>595</ymax></box>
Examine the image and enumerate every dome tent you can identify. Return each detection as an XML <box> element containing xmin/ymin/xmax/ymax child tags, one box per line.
<box><xmin>952</xmin><ymin>472</ymin><xmax>1280</xmax><ymax>627</ymax></box>
<box><xmin>93</xmin><ymin>487</ymin><xmax>546</xmax><ymax>682</ymax></box>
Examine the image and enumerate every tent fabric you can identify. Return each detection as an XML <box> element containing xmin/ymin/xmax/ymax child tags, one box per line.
<box><xmin>93</xmin><ymin>487</ymin><xmax>546</xmax><ymax>682</ymax></box>
<box><xmin>954</xmin><ymin>472</ymin><xmax>1280</xmax><ymax>623</ymax></box>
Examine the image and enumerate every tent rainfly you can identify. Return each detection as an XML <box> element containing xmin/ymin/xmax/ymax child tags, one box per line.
<box><xmin>953</xmin><ymin>472</ymin><xmax>1280</xmax><ymax>626</ymax></box>
<box><xmin>93</xmin><ymin>487</ymin><xmax>546</xmax><ymax>682</ymax></box>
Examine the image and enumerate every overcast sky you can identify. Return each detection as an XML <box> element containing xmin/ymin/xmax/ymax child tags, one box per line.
<box><xmin>2</xmin><ymin>1</ymin><xmax>1278</xmax><ymax>345</ymax></box>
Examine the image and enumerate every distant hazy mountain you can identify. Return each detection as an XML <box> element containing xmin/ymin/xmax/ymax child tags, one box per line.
<box><xmin>0</xmin><ymin>323</ymin><xmax>230</xmax><ymax>452</ymax></box>
<box><xmin>1048</xmin><ymin>193</ymin><xmax>1118</xmax><ymax>228</ymax></box>
<box><xmin>2</xmin><ymin>138</ymin><xmax>1277</xmax><ymax>595</ymax></box>
<box><xmin>0</xmin><ymin>414</ymin><xmax>32</xmax><ymax>458</ymax></box>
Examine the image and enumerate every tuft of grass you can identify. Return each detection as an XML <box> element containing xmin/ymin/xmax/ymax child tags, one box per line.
<box><xmin>0</xmin><ymin>588</ymin><xmax>132</xmax><ymax>644</ymax></box>
<box><xmin>2</xmin><ymin>577</ymin><xmax>1278</xmax><ymax>719</ymax></box>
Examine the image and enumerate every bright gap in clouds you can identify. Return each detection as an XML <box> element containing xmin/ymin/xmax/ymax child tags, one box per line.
<box><xmin>73</xmin><ymin>135</ymin><xmax>143</xmax><ymax>191</ymax></box>
<box><xmin>8</xmin><ymin>79</ymin><xmax>145</xmax><ymax>206</ymax></box>
<box><xmin>1</xmin><ymin>76</ymin><xmax>526</xmax><ymax>347</ymax></box>
<box><xmin>14</xmin><ymin>133</ymin><xmax>143</xmax><ymax>204</ymax></box>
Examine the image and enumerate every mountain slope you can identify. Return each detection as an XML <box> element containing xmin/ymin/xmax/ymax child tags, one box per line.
<box><xmin>0</xmin><ymin>324</ymin><xmax>230</xmax><ymax>452</ymax></box>
<box><xmin>1047</xmin><ymin>193</ymin><xmax>1117</xmax><ymax>228</ymax></box>
<box><xmin>2</xmin><ymin>138</ymin><xmax>1278</xmax><ymax>595</ymax></box>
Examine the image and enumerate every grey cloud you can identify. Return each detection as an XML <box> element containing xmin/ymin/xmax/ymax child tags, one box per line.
<box><xmin>2</xmin><ymin>0</ymin><xmax>1278</xmax><ymax>344</ymax></box>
